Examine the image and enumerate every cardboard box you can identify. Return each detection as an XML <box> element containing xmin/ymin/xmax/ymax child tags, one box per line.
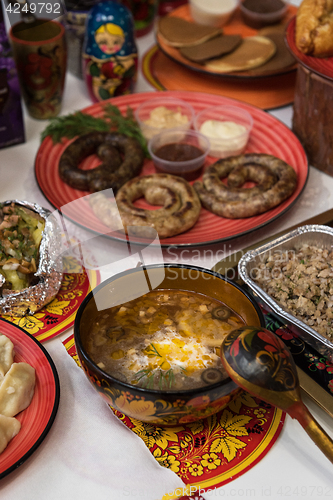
<box><xmin>0</xmin><ymin>1</ymin><xmax>25</xmax><ymax>149</ymax></box>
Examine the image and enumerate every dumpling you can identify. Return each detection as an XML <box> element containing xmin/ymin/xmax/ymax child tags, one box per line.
<box><xmin>0</xmin><ymin>414</ymin><xmax>21</xmax><ymax>454</ymax></box>
<box><xmin>0</xmin><ymin>362</ymin><xmax>35</xmax><ymax>417</ymax></box>
<box><xmin>0</xmin><ymin>334</ymin><xmax>14</xmax><ymax>377</ymax></box>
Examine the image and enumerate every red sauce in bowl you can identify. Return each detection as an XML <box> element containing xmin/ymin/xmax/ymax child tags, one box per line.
<box><xmin>155</xmin><ymin>143</ymin><xmax>204</xmax><ymax>162</ymax></box>
<box><xmin>242</xmin><ymin>0</ymin><xmax>285</xmax><ymax>14</ymax></box>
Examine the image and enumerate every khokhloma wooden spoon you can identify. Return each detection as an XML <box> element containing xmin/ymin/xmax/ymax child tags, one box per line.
<box><xmin>220</xmin><ymin>326</ymin><xmax>333</xmax><ymax>464</ymax></box>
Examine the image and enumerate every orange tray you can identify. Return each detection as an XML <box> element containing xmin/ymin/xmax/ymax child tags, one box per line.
<box><xmin>142</xmin><ymin>45</ymin><xmax>297</xmax><ymax>110</ymax></box>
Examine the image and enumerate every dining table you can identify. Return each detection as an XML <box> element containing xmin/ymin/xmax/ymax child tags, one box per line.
<box><xmin>0</xmin><ymin>1</ymin><xmax>333</xmax><ymax>498</ymax></box>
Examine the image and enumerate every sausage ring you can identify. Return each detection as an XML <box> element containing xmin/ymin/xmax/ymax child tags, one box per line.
<box><xmin>58</xmin><ymin>131</ymin><xmax>145</xmax><ymax>193</ymax></box>
<box><xmin>89</xmin><ymin>173</ymin><xmax>201</xmax><ymax>238</ymax></box>
<box><xmin>193</xmin><ymin>153</ymin><xmax>297</xmax><ymax>218</ymax></box>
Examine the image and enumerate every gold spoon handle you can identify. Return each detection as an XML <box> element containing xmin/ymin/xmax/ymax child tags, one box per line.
<box><xmin>290</xmin><ymin>402</ymin><xmax>333</xmax><ymax>464</ymax></box>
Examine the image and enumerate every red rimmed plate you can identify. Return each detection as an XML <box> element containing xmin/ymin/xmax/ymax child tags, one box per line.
<box><xmin>285</xmin><ymin>16</ymin><xmax>333</xmax><ymax>81</ymax></box>
<box><xmin>35</xmin><ymin>90</ymin><xmax>309</xmax><ymax>247</ymax></box>
<box><xmin>156</xmin><ymin>4</ymin><xmax>298</xmax><ymax>79</ymax></box>
<box><xmin>0</xmin><ymin>319</ymin><xmax>60</xmax><ymax>479</ymax></box>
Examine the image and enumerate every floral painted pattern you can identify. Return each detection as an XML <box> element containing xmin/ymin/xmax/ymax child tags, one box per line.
<box><xmin>130</xmin><ymin>419</ymin><xmax>183</xmax><ymax>449</ymax></box>
<box><xmin>153</xmin><ymin>449</ymin><xmax>181</xmax><ymax>473</ymax></box>
<box><xmin>201</xmin><ymin>452</ymin><xmax>221</xmax><ymax>470</ymax></box>
<box><xmin>64</xmin><ymin>335</ymin><xmax>285</xmax><ymax>493</ymax></box>
<box><xmin>263</xmin><ymin>307</ymin><xmax>333</xmax><ymax>396</ymax></box>
<box><xmin>7</xmin><ymin>313</ymin><xmax>45</xmax><ymax>335</ymax></box>
<box><xmin>223</xmin><ymin>326</ymin><xmax>297</xmax><ymax>393</ymax></box>
<box><xmin>111</xmin><ymin>391</ymin><xmax>284</xmax><ymax>489</ymax></box>
<box><xmin>206</xmin><ymin>410</ymin><xmax>250</xmax><ymax>462</ymax></box>
<box><xmin>84</xmin><ymin>379</ymin><xmax>238</xmax><ymax>426</ymax></box>
<box><xmin>76</xmin><ymin>362</ymin><xmax>240</xmax><ymax>426</ymax></box>
<box><xmin>2</xmin><ymin>266</ymin><xmax>100</xmax><ymax>342</ymax></box>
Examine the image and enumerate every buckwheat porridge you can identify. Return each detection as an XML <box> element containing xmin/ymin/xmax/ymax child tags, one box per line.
<box><xmin>252</xmin><ymin>244</ymin><xmax>333</xmax><ymax>340</ymax></box>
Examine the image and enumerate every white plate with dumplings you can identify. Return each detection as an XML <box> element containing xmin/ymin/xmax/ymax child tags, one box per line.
<box><xmin>0</xmin><ymin>319</ymin><xmax>60</xmax><ymax>479</ymax></box>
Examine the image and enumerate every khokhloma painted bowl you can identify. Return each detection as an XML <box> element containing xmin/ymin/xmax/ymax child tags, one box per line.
<box><xmin>74</xmin><ymin>264</ymin><xmax>264</xmax><ymax>426</ymax></box>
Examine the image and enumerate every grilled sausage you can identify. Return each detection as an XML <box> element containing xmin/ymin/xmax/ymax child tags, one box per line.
<box><xmin>58</xmin><ymin>132</ymin><xmax>145</xmax><ymax>193</ymax></box>
<box><xmin>193</xmin><ymin>153</ymin><xmax>297</xmax><ymax>218</ymax></box>
<box><xmin>89</xmin><ymin>173</ymin><xmax>201</xmax><ymax>238</ymax></box>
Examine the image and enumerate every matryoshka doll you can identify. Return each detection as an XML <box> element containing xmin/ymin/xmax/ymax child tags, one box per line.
<box><xmin>82</xmin><ymin>0</ymin><xmax>138</xmax><ymax>102</ymax></box>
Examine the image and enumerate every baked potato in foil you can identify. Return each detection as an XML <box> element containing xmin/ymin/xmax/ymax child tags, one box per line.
<box><xmin>0</xmin><ymin>201</ymin><xmax>63</xmax><ymax>316</ymax></box>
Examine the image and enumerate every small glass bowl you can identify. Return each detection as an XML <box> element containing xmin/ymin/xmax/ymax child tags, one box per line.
<box><xmin>148</xmin><ymin>129</ymin><xmax>210</xmax><ymax>176</ymax></box>
<box><xmin>240</xmin><ymin>0</ymin><xmax>289</xmax><ymax>29</ymax></box>
<box><xmin>135</xmin><ymin>96</ymin><xmax>195</xmax><ymax>141</ymax></box>
<box><xmin>189</xmin><ymin>0</ymin><xmax>240</xmax><ymax>27</ymax></box>
<box><xmin>194</xmin><ymin>105</ymin><xmax>253</xmax><ymax>159</ymax></box>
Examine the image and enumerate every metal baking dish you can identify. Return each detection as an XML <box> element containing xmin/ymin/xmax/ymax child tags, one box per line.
<box><xmin>238</xmin><ymin>224</ymin><xmax>333</xmax><ymax>362</ymax></box>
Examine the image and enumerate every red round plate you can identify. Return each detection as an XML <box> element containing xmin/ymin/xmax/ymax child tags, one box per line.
<box><xmin>0</xmin><ymin>319</ymin><xmax>60</xmax><ymax>479</ymax></box>
<box><xmin>285</xmin><ymin>16</ymin><xmax>333</xmax><ymax>81</ymax></box>
<box><xmin>35</xmin><ymin>90</ymin><xmax>308</xmax><ymax>247</ymax></box>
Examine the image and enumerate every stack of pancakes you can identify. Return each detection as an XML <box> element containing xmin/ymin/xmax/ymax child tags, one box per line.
<box><xmin>157</xmin><ymin>16</ymin><xmax>295</xmax><ymax>74</ymax></box>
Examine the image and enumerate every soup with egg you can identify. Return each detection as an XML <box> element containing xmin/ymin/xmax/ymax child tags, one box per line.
<box><xmin>84</xmin><ymin>289</ymin><xmax>244</xmax><ymax>391</ymax></box>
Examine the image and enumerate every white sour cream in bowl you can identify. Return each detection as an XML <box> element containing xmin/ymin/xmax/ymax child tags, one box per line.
<box><xmin>194</xmin><ymin>105</ymin><xmax>253</xmax><ymax>158</ymax></box>
<box><xmin>189</xmin><ymin>0</ymin><xmax>240</xmax><ymax>27</ymax></box>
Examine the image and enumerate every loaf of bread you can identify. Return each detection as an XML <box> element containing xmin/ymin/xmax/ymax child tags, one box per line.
<box><xmin>295</xmin><ymin>0</ymin><xmax>333</xmax><ymax>57</ymax></box>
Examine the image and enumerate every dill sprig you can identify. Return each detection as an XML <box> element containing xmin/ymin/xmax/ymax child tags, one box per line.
<box><xmin>149</xmin><ymin>343</ymin><xmax>161</xmax><ymax>357</ymax></box>
<box><xmin>40</xmin><ymin>103</ymin><xmax>149</xmax><ymax>157</ymax></box>
<box><xmin>103</xmin><ymin>104</ymin><xmax>148</xmax><ymax>156</ymax></box>
<box><xmin>40</xmin><ymin>111</ymin><xmax>110</xmax><ymax>143</ymax></box>
<box><xmin>134</xmin><ymin>366</ymin><xmax>177</xmax><ymax>390</ymax></box>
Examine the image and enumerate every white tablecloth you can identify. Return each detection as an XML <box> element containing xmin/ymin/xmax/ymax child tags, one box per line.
<box><xmin>0</xmin><ymin>1</ymin><xmax>333</xmax><ymax>498</ymax></box>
